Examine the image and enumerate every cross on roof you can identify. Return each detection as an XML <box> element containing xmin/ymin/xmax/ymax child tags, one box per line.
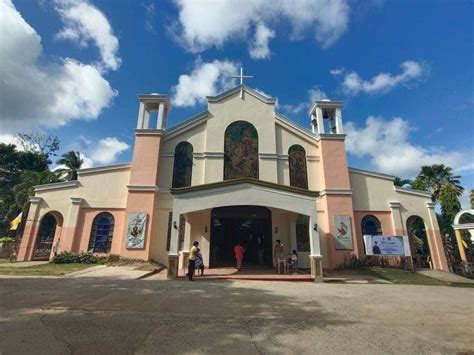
<box><xmin>232</xmin><ymin>67</ymin><xmax>253</xmax><ymax>99</ymax></box>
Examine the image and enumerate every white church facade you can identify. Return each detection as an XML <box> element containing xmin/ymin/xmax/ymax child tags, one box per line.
<box><xmin>17</xmin><ymin>84</ymin><xmax>449</xmax><ymax>280</ymax></box>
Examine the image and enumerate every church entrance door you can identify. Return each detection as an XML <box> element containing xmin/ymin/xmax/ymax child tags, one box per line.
<box><xmin>210</xmin><ymin>206</ymin><xmax>272</xmax><ymax>267</ymax></box>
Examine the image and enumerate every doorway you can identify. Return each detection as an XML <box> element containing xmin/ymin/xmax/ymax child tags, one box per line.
<box><xmin>32</xmin><ymin>213</ymin><xmax>58</xmax><ymax>260</ymax></box>
<box><xmin>210</xmin><ymin>206</ymin><xmax>272</xmax><ymax>267</ymax></box>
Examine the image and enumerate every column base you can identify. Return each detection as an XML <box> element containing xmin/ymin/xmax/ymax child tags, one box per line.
<box><xmin>309</xmin><ymin>255</ymin><xmax>324</xmax><ymax>283</ymax></box>
<box><xmin>167</xmin><ymin>254</ymin><xmax>179</xmax><ymax>279</ymax></box>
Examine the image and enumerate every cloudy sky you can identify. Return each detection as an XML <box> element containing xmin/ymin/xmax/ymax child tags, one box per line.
<box><xmin>0</xmin><ymin>0</ymin><xmax>473</xmax><ymax>205</ymax></box>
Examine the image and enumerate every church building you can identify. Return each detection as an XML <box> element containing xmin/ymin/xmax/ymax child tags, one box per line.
<box><xmin>17</xmin><ymin>82</ymin><xmax>449</xmax><ymax>280</ymax></box>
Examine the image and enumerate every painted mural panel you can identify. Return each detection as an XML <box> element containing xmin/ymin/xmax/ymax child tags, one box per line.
<box><xmin>288</xmin><ymin>145</ymin><xmax>308</xmax><ymax>189</ymax></box>
<box><xmin>126</xmin><ymin>212</ymin><xmax>147</xmax><ymax>249</ymax></box>
<box><xmin>224</xmin><ymin>121</ymin><xmax>259</xmax><ymax>180</ymax></box>
<box><xmin>333</xmin><ymin>215</ymin><xmax>353</xmax><ymax>250</ymax></box>
<box><xmin>172</xmin><ymin>142</ymin><xmax>193</xmax><ymax>188</ymax></box>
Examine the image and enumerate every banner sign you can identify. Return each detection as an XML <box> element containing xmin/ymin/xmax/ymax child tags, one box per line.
<box><xmin>126</xmin><ymin>212</ymin><xmax>147</xmax><ymax>249</ymax></box>
<box><xmin>333</xmin><ymin>215</ymin><xmax>353</xmax><ymax>250</ymax></box>
<box><xmin>363</xmin><ymin>235</ymin><xmax>411</xmax><ymax>256</ymax></box>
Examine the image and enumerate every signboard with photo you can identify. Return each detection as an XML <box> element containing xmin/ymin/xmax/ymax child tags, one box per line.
<box><xmin>333</xmin><ymin>215</ymin><xmax>353</xmax><ymax>250</ymax></box>
<box><xmin>126</xmin><ymin>212</ymin><xmax>147</xmax><ymax>249</ymax></box>
<box><xmin>363</xmin><ymin>235</ymin><xmax>411</xmax><ymax>256</ymax></box>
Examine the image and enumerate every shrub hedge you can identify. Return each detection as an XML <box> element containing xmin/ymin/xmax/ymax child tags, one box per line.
<box><xmin>52</xmin><ymin>252</ymin><xmax>101</xmax><ymax>264</ymax></box>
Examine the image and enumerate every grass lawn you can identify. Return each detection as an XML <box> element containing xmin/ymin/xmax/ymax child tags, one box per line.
<box><xmin>353</xmin><ymin>267</ymin><xmax>474</xmax><ymax>288</ymax></box>
<box><xmin>0</xmin><ymin>258</ymin><xmax>10</xmax><ymax>264</ymax></box>
<box><xmin>0</xmin><ymin>263</ymin><xmax>94</xmax><ymax>276</ymax></box>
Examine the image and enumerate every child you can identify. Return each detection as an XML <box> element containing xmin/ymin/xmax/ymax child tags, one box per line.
<box><xmin>289</xmin><ymin>250</ymin><xmax>298</xmax><ymax>274</ymax></box>
<box><xmin>195</xmin><ymin>248</ymin><xmax>205</xmax><ymax>276</ymax></box>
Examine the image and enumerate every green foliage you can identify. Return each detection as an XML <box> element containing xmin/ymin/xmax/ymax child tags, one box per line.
<box><xmin>52</xmin><ymin>252</ymin><xmax>100</xmax><ymax>264</ymax></box>
<box><xmin>56</xmin><ymin>151</ymin><xmax>84</xmax><ymax>181</ymax></box>
<box><xmin>0</xmin><ymin>236</ymin><xmax>14</xmax><ymax>243</ymax></box>
<box><xmin>470</xmin><ymin>190</ymin><xmax>474</xmax><ymax>209</ymax></box>
<box><xmin>393</xmin><ymin>177</ymin><xmax>412</xmax><ymax>187</ymax></box>
<box><xmin>413</xmin><ymin>164</ymin><xmax>463</xmax><ymax>202</ymax></box>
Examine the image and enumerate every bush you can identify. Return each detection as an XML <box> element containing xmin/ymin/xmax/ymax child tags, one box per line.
<box><xmin>0</xmin><ymin>237</ymin><xmax>15</xmax><ymax>243</ymax></box>
<box><xmin>52</xmin><ymin>252</ymin><xmax>99</xmax><ymax>264</ymax></box>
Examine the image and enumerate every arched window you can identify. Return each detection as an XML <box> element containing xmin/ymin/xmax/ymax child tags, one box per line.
<box><xmin>224</xmin><ymin>121</ymin><xmax>259</xmax><ymax>180</ymax></box>
<box><xmin>361</xmin><ymin>215</ymin><xmax>382</xmax><ymax>235</ymax></box>
<box><xmin>89</xmin><ymin>213</ymin><xmax>115</xmax><ymax>253</ymax></box>
<box><xmin>288</xmin><ymin>145</ymin><xmax>308</xmax><ymax>189</ymax></box>
<box><xmin>33</xmin><ymin>213</ymin><xmax>60</xmax><ymax>260</ymax></box>
<box><xmin>172</xmin><ymin>142</ymin><xmax>193</xmax><ymax>188</ymax></box>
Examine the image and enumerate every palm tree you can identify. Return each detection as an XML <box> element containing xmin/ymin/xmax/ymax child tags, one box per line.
<box><xmin>412</xmin><ymin>164</ymin><xmax>464</xmax><ymax>202</ymax></box>
<box><xmin>56</xmin><ymin>151</ymin><xmax>83</xmax><ymax>181</ymax></box>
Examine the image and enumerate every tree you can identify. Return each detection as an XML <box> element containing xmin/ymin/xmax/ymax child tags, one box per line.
<box><xmin>0</xmin><ymin>143</ymin><xmax>51</xmax><ymax>235</ymax></box>
<box><xmin>17</xmin><ymin>132</ymin><xmax>60</xmax><ymax>162</ymax></box>
<box><xmin>56</xmin><ymin>151</ymin><xmax>84</xmax><ymax>181</ymax></box>
<box><xmin>394</xmin><ymin>176</ymin><xmax>412</xmax><ymax>187</ymax></box>
<box><xmin>470</xmin><ymin>189</ymin><xmax>474</xmax><ymax>209</ymax></box>
<box><xmin>411</xmin><ymin>164</ymin><xmax>464</xmax><ymax>202</ymax></box>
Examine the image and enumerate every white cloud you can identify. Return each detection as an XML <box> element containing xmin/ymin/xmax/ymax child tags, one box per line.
<box><xmin>330</xmin><ymin>68</ymin><xmax>344</xmax><ymax>76</ymax></box>
<box><xmin>172</xmin><ymin>0</ymin><xmax>350</xmax><ymax>59</ymax></box>
<box><xmin>171</xmin><ymin>59</ymin><xmax>239</xmax><ymax>107</ymax></box>
<box><xmin>0</xmin><ymin>0</ymin><xmax>117</xmax><ymax>134</ymax></box>
<box><xmin>281</xmin><ymin>86</ymin><xmax>328</xmax><ymax>114</ymax></box>
<box><xmin>340</xmin><ymin>60</ymin><xmax>428</xmax><ymax>95</ymax></box>
<box><xmin>54</xmin><ymin>0</ymin><xmax>121</xmax><ymax>71</ymax></box>
<box><xmin>88</xmin><ymin>137</ymin><xmax>129</xmax><ymax>164</ymax></box>
<box><xmin>249</xmin><ymin>22</ymin><xmax>275</xmax><ymax>59</ymax></box>
<box><xmin>143</xmin><ymin>1</ymin><xmax>156</xmax><ymax>33</ymax></box>
<box><xmin>345</xmin><ymin>116</ymin><xmax>471</xmax><ymax>177</ymax></box>
<box><xmin>0</xmin><ymin>134</ymin><xmax>21</xmax><ymax>147</ymax></box>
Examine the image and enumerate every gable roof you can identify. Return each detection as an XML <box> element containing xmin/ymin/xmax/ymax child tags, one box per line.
<box><xmin>206</xmin><ymin>85</ymin><xmax>277</xmax><ymax>104</ymax></box>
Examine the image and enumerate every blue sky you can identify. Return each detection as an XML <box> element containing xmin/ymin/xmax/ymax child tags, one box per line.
<box><xmin>1</xmin><ymin>0</ymin><xmax>473</xmax><ymax>205</ymax></box>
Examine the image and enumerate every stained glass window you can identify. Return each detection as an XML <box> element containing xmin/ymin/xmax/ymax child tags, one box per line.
<box><xmin>288</xmin><ymin>145</ymin><xmax>308</xmax><ymax>189</ymax></box>
<box><xmin>296</xmin><ymin>214</ymin><xmax>310</xmax><ymax>252</ymax></box>
<box><xmin>361</xmin><ymin>215</ymin><xmax>382</xmax><ymax>235</ymax></box>
<box><xmin>172</xmin><ymin>142</ymin><xmax>193</xmax><ymax>188</ymax></box>
<box><xmin>224</xmin><ymin>121</ymin><xmax>259</xmax><ymax>180</ymax></box>
<box><xmin>32</xmin><ymin>213</ymin><xmax>57</xmax><ymax>260</ymax></box>
<box><xmin>88</xmin><ymin>212</ymin><xmax>114</xmax><ymax>253</ymax></box>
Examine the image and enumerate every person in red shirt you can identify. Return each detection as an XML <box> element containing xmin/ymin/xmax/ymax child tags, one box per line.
<box><xmin>234</xmin><ymin>243</ymin><xmax>245</xmax><ymax>271</ymax></box>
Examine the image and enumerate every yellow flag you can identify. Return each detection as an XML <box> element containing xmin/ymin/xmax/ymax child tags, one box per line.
<box><xmin>9</xmin><ymin>212</ymin><xmax>22</xmax><ymax>231</ymax></box>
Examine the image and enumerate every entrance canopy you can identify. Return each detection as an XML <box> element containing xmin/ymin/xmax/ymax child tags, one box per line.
<box><xmin>167</xmin><ymin>178</ymin><xmax>322</xmax><ymax>257</ymax></box>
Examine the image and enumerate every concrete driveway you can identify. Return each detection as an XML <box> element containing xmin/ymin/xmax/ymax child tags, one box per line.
<box><xmin>0</xmin><ymin>277</ymin><xmax>472</xmax><ymax>354</ymax></box>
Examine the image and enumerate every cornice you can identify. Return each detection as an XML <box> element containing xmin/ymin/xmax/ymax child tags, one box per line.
<box><xmin>78</xmin><ymin>163</ymin><xmax>131</xmax><ymax>176</ymax></box>
<box><xmin>127</xmin><ymin>185</ymin><xmax>159</xmax><ymax>192</ymax></box>
<box><xmin>348</xmin><ymin>167</ymin><xmax>395</xmax><ymax>181</ymax></box>
<box><xmin>394</xmin><ymin>186</ymin><xmax>432</xmax><ymax>198</ymax></box>
<box><xmin>34</xmin><ymin>180</ymin><xmax>79</xmax><ymax>192</ymax></box>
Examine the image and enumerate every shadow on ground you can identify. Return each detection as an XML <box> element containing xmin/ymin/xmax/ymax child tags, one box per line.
<box><xmin>0</xmin><ymin>277</ymin><xmax>352</xmax><ymax>354</ymax></box>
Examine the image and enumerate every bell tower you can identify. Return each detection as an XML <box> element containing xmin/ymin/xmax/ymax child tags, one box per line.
<box><xmin>122</xmin><ymin>93</ymin><xmax>171</xmax><ymax>260</ymax></box>
<box><xmin>309</xmin><ymin>100</ymin><xmax>344</xmax><ymax>135</ymax></box>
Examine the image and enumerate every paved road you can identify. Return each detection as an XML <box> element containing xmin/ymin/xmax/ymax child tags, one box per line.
<box><xmin>0</xmin><ymin>277</ymin><xmax>472</xmax><ymax>354</ymax></box>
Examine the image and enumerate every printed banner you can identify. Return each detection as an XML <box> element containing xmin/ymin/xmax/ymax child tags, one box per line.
<box><xmin>333</xmin><ymin>215</ymin><xmax>353</xmax><ymax>250</ymax></box>
<box><xmin>363</xmin><ymin>235</ymin><xmax>411</xmax><ymax>256</ymax></box>
<box><xmin>126</xmin><ymin>212</ymin><xmax>147</xmax><ymax>249</ymax></box>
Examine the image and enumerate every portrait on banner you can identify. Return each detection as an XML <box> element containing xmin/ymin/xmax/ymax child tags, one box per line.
<box><xmin>126</xmin><ymin>212</ymin><xmax>147</xmax><ymax>249</ymax></box>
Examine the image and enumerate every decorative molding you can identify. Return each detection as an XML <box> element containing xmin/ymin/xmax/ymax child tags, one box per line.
<box><xmin>127</xmin><ymin>185</ymin><xmax>159</xmax><ymax>192</ymax></box>
<box><xmin>160</xmin><ymin>152</ymin><xmax>174</xmax><ymax>158</ymax></box>
<box><xmin>193</xmin><ymin>152</ymin><xmax>225</xmax><ymax>159</ymax></box>
<box><xmin>78</xmin><ymin>163</ymin><xmax>131</xmax><ymax>176</ymax></box>
<box><xmin>259</xmin><ymin>153</ymin><xmax>279</xmax><ymax>160</ymax></box>
<box><xmin>70</xmin><ymin>197</ymin><xmax>84</xmax><ymax>205</ymax></box>
<box><xmin>29</xmin><ymin>196</ymin><xmax>43</xmax><ymax>204</ymax></box>
<box><xmin>306</xmin><ymin>155</ymin><xmax>320</xmax><ymax>162</ymax></box>
<box><xmin>34</xmin><ymin>180</ymin><xmax>79</xmax><ymax>192</ymax></box>
<box><xmin>394</xmin><ymin>186</ymin><xmax>432</xmax><ymax>198</ymax></box>
<box><xmin>318</xmin><ymin>134</ymin><xmax>346</xmax><ymax>141</ymax></box>
<box><xmin>164</xmin><ymin>111</ymin><xmax>209</xmax><ymax>139</ymax></box>
<box><xmin>170</xmin><ymin>178</ymin><xmax>319</xmax><ymax>198</ymax></box>
<box><xmin>319</xmin><ymin>189</ymin><xmax>353</xmax><ymax>196</ymax></box>
<box><xmin>135</xmin><ymin>129</ymin><xmax>165</xmax><ymax>136</ymax></box>
<box><xmin>348</xmin><ymin>167</ymin><xmax>395</xmax><ymax>181</ymax></box>
<box><xmin>453</xmin><ymin>223</ymin><xmax>474</xmax><ymax>230</ymax></box>
<box><xmin>388</xmin><ymin>201</ymin><xmax>401</xmax><ymax>209</ymax></box>
<box><xmin>274</xmin><ymin>112</ymin><xmax>318</xmax><ymax>143</ymax></box>
<box><xmin>425</xmin><ymin>202</ymin><xmax>436</xmax><ymax>209</ymax></box>
<box><xmin>206</xmin><ymin>85</ymin><xmax>277</xmax><ymax>104</ymax></box>
<box><xmin>308</xmin><ymin>100</ymin><xmax>343</xmax><ymax>115</ymax></box>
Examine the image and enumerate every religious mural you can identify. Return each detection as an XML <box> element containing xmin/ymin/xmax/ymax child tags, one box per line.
<box><xmin>172</xmin><ymin>142</ymin><xmax>193</xmax><ymax>188</ymax></box>
<box><xmin>288</xmin><ymin>145</ymin><xmax>308</xmax><ymax>189</ymax></box>
<box><xmin>333</xmin><ymin>215</ymin><xmax>353</xmax><ymax>250</ymax></box>
<box><xmin>224</xmin><ymin>121</ymin><xmax>259</xmax><ymax>180</ymax></box>
<box><xmin>126</xmin><ymin>212</ymin><xmax>147</xmax><ymax>249</ymax></box>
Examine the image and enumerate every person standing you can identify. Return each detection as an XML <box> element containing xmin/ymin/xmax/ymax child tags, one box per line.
<box><xmin>273</xmin><ymin>239</ymin><xmax>284</xmax><ymax>272</ymax></box>
<box><xmin>234</xmin><ymin>243</ymin><xmax>245</xmax><ymax>271</ymax></box>
<box><xmin>187</xmin><ymin>241</ymin><xmax>199</xmax><ymax>281</ymax></box>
